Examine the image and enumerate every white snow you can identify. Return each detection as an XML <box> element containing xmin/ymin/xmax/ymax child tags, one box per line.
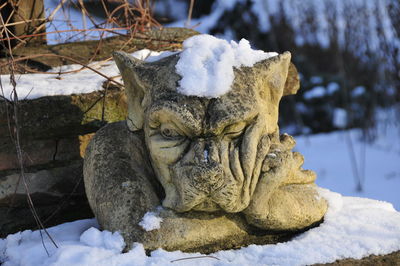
<box><xmin>168</xmin><ymin>0</ymin><xmax>245</xmax><ymax>34</ymax></box>
<box><xmin>297</xmin><ymin>108</ymin><xmax>400</xmax><ymax>211</ymax></box>
<box><xmin>1</xmin><ymin>188</ymin><xmax>400</xmax><ymax>266</ymax></box>
<box><xmin>139</xmin><ymin>210</ymin><xmax>163</xmax><ymax>231</ymax></box>
<box><xmin>0</xmin><ymin>49</ymin><xmax>173</xmax><ymax>101</ymax></box>
<box><xmin>79</xmin><ymin>227</ymin><xmax>125</xmax><ymax>251</ymax></box>
<box><xmin>203</xmin><ymin>149</ymin><xmax>209</xmax><ymax>162</ymax></box>
<box><xmin>44</xmin><ymin>0</ymin><xmax>105</xmax><ymax>44</ymax></box>
<box><xmin>352</xmin><ymin>86</ymin><xmax>366</xmax><ymax>97</ymax></box>
<box><xmin>303</xmin><ymin>86</ymin><xmax>326</xmax><ymax>100</ymax></box>
<box><xmin>153</xmin><ymin>0</ymin><xmax>188</xmax><ymax>21</ymax></box>
<box><xmin>310</xmin><ymin>76</ymin><xmax>323</xmax><ymax>84</ymax></box>
<box><xmin>333</xmin><ymin>108</ymin><xmax>347</xmax><ymax>128</ymax></box>
<box><xmin>327</xmin><ymin>82</ymin><xmax>340</xmax><ymax>95</ymax></box>
<box><xmin>176</xmin><ymin>34</ymin><xmax>278</xmax><ymax>98</ymax></box>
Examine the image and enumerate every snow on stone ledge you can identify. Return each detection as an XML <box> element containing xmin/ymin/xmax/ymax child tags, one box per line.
<box><xmin>0</xmin><ymin>49</ymin><xmax>173</xmax><ymax>101</ymax></box>
<box><xmin>176</xmin><ymin>34</ymin><xmax>278</xmax><ymax>98</ymax></box>
<box><xmin>1</xmin><ymin>189</ymin><xmax>400</xmax><ymax>265</ymax></box>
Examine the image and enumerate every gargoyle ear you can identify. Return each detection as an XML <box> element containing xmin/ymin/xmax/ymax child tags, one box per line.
<box><xmin>284</xmin><ymin>62</ymin><xmax>300</xmax><ymax>96</ymax></box>
<box><xmin>254</xmin><ymin>51</ymin><xmax>292</xmax><ymax>103</ymax></box>
<box><xmin>113</xmin><ymin>51</ymin><xmax>146</xmax><ymax>131</ymax></box>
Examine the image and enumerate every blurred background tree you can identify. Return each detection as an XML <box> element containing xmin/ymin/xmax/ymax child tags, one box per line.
<box><xmin>151</xmin><ymin>0</ymin><xmax>400</xmax><ymax>136</ymax></box>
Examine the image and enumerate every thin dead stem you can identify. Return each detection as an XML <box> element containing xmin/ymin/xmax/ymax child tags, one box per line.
<box><xmin>0</xmin><ymin>12</ymin><xmax>58</xmax><ymax>255</ymax></box>
<box><xmin>185</xmin><ymin>0</ymin><xmax>195</xmax><ymax>28</ymax></box>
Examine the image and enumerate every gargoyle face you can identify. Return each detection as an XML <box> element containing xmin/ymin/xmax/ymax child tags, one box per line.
<box><xmin>113</xmin><ymin>50</ymin><xmax>299</xmax><ymax>213</ymax></box>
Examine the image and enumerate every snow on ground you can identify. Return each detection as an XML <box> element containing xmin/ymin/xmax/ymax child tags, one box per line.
<box><xmin>1</xmin><ymin>188</ymin><xmax>399</xmax><ymax>266</ymax></box>
<box><xmin>297</xmin><ymin>108</ymin><xmax>400</xmax><ymax>211</ymax></box>
<box><xmin>332</xmin><ymin>108</ymin><xmax>347</xmax><ymax>128</ymax></box>
<box><xmin>0</xmin><ymin>49</ymin><xmax>172</xmax><ymax>101</ymax></box>
<box><xmin>176</xmin><ymin>34</ymin><xmax>277</xmax><ymax>98</ymax></box>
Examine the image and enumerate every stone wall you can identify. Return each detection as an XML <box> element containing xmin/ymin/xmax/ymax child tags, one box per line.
<box><xmin>0</xmin><ymin>87</ymin><xmax>127</xmax><ymax>236</ymax></box>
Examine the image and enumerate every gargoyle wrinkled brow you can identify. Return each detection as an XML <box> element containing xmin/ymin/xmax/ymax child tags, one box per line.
<box><xmin>147</xmin><ymin>103</ymin><xmax>204</xmax><ymax>137</ymax></box>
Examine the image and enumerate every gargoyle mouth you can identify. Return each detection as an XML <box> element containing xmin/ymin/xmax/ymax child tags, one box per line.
<box><xmin>169</xmin><ymin>161</ymin><xmax>227</xmax><ymax>211</ymax></box>
<box><xmin>186</xmin><ymin>161</ymin><xmax>225</xmax><ymax>194</ymax></box>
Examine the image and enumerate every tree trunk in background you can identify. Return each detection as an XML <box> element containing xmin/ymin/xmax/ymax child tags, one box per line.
<box><xmin>1</xmin><ymin>0</ymin><xmax>46</xmax><ymax>49</ymax></box>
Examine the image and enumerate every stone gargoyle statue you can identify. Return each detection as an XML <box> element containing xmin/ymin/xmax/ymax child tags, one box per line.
<box><xmin>83</xmin><ymin>36</ymin><xmax>328</xmax><ymax>253</ymax></box>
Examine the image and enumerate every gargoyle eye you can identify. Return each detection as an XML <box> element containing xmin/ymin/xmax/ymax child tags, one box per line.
<box><xmin>225</xmin><ymin>129</ymin><xmax>244</xmax><ymax>138</ymax></box>
<box><xmin>224</xmin><ymin>122</ymin><xmax>246</xmax><ymax>138</ymax></box>
<box><xmin>160</xmin><ymin>125</ymin><xmax>183</xmax><ymax>140</ymax></box>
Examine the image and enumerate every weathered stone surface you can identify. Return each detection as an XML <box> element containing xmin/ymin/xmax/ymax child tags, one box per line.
<box><xmin>84</xmin><ymin>49</ymin><xmax>328</xmax><ymax>252</ymax></box>
<box><xmin>0</xmin><ymin>88</ymin><xmax>126</xmax><ymax>172</ymax></box>
<box><xmin>0</xmin><ymin>160</ymin><xmax>93</xmax><ymax>237</ymax></box>
<box><xmin>0</xmin><ymin>88</ymin><xmax>127</xmax><ymax>141</ymax></box>
<box><xmin>84</xmin><ymin>121</ymin><xmax>305</xmax><ymax>252</ymax></box>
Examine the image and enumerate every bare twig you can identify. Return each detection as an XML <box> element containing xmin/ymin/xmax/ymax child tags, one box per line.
<box><xmin>185</xmin><ymin>0</ymin><xmax>195</xmax><ymax>28</ymax></box>
<box><xmin>78</xmin><ymin>0</ymin><xmax>88</xmax><ymax>41</ymax></box>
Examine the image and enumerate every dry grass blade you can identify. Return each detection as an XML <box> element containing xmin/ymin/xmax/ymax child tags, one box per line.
<box><xmin>0</xmin><ymin>18</ymin><xmax>46</xmax><ymax>28</ymax></box>
<box><xmin>78</xmin><ymin>0</ymin><xmax>88</xmax><ymax>40</ymax></box>
<box><xmin>170</xmin><ymin>255</ymin><xmax>220</xmax><ymax>263</ymax></box>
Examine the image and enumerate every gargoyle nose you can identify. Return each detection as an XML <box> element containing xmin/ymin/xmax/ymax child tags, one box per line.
<box><xmin>193</xmin><ymin>138</ymin><xmax>220</xmax><ymax>164</ymax></box>
<box><xmin>190</xmin><ymin>139</ymin><xmax>223</xmax><ymax>193</ymax></box>
<box><xmin>191</xmin><ymin>161</ymin><xmax>224</xmax><ymax>193</ymax></box>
